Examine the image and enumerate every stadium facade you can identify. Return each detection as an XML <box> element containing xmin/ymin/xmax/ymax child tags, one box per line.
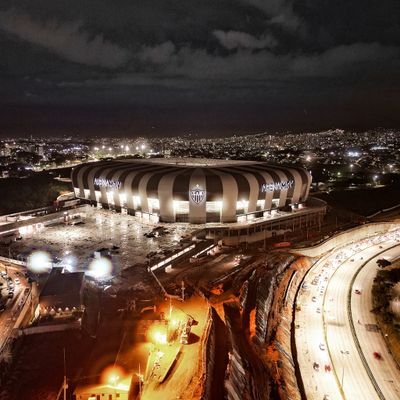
<box><xmin>71</xmin><ymin>158</ymin><xmax>311</xmax><ymax>224</ymax></box>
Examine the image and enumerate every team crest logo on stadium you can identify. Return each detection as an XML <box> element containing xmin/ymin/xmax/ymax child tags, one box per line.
<box><xmin>190</xmin><ymin>184</ymin><xmax>206</xmax><ymax>204</ymax></box>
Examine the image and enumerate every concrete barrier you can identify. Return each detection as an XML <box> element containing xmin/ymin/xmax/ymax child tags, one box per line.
<box><xmin>198</xmin><ymin>306</ymin><xmax>214</xmax><ymax>400</ymax></box>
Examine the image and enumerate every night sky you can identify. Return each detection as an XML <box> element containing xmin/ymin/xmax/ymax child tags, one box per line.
<box><xmin>1</xmin><ymin>0</ymin><xmax>400</xmax><ymax>136</ymax></box>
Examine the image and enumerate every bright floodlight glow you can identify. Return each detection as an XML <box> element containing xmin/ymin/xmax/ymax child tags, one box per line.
<box><xmin>63</xmin><ymin>255</ymin><xmax>77</xmax><ymax>271</ymax></box>
<box><xmin>148</xmin><ymin>325</ymin><xmax>168</xmax><ymax>345</ymax></box>
<box><xmin>101</xmin><ymin>365</ymin><xmax>125</xmax><ymax>386</ymax></box>
<box><xmin>27</xmin><ymin>251</ymin><xmax>52</xmax><ymax>273</ymax></box>
<box><xmin>89</xmin><ymin>257</ymin><xmax>112</xmax><ymax>279</ymax></box>
<box><xmin>153</xmin><ymin>331</ymin><xmax>167</xmax><ymax>345</ymax></box>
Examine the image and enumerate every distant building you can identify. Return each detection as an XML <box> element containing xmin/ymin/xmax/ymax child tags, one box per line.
<box><xmin>37</xmin><ymin>268</ymin><xmax>85</xmax><ymax>319</ymax></box>
<box><xmin>73</xmin><ymin>376</ymin><xmax>135</xmax><ymax>400</ymax></box>
<box><xmin>72</xmin><ymin>158</ymin><xmax>311</xmax><ymax>224</ymax></box>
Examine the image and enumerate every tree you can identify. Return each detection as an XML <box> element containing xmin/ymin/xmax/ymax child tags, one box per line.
<box><xmin>377</xmin><ymin>259</ymin><xmax>391</xmax><ymax>268</ymax></box>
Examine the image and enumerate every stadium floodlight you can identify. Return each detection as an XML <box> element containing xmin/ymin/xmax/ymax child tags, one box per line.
<box><xmin>88</xmin><ymin>257</ymin><xmax>112</xmax><ymax>279</ymax></box>
<box><xmin>27</xmin><ymin>250</ymin><xmax>52</xmax><ymax>273</ymax></box>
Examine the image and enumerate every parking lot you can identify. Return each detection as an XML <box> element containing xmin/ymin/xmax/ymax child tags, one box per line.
<box><xmin>1</xmin><ymin>208</ymin><xmax>196</xmax><ymax>274</ymax></box>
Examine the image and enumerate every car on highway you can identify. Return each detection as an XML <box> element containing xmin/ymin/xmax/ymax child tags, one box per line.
<box><xmin>312</xmin><ymin>296</ymin><xmax>317</xmax><ymax>302</ymax></box>
<box><xmin>354</xmin><ymin>289</ymin><xmax>362</xmax><ymax>295</ymax></box>
<box><xmin>313</xmin><ymin>361</ymin><xmax>319</xmax><ymax>371</ymax></box>
<box><xmin>319</xmin><ymin>343</ymin><xmax>326</xmax><ymax>351</ymax></box>
<box><xmin>316</xmin><ymin>307</ymin><xmax>321</xmax><ymax>313</ymax></box>
<box><xmin>373</xmin><ymin>352</ymin><xmax>382</xmax><ymax>360</ymax></box>
<box><xmin>14</xmin><ymin>278</ymin><xmax>20</xmax><ymax>285</ymax></box>
<box><xmin>323</xmin><ymin>395</ymin><xmax>330</xmax><ymax>400</ymax></box>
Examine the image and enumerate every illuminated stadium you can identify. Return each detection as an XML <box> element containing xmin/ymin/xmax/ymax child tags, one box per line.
<box><xmin>71</xmin><ymin>158</ymin><xmax>312</xmax><ymax>224</ymax></box>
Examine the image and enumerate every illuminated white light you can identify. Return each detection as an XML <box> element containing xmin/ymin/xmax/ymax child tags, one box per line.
<box><xmin>347</xmin><ymin>151</ymin><xmax>360</xmax><ymax>157</ymax></box>
<box><xmin>19</xmin><ymin>225</ymin><xmax>33</xmax><ymax>235</ymax></box>
<box><xmin>261</xmin><ymin>180</ymin><xmax>294</xmax><ymax>193</ymax></box>
<box><xmin>27</xmin><ymin>251</ymin><xmax>52</xmax><ymax>273</ymax></box>
<box><xmin>89</xmin><ymin>257</ymin><xmax>112</xmax><ymax>279</ymax></box>
<box><xmin>148</xmin><ymin>198</ymin><xmax>160</xmax><ymax>212</ymax></box>
<box><xmin>106</xmin><ymin>191</ymin><xmax>115</xmax><ymax>205</ymax></box>
<box><xmin>206</xmin><ymin>201</ymin><xmax>222</xmax><ymax>213</ymax></box>
<box><xmin>119</xmin><ymin>193</ymin><xmax>127</xmax><ymax>207</ymax></box>
<box><xmin>173</xmin><ymin>200</ymin><xmax>189</xmax><ymax>213</ymax></box>
<box><xmin>63</xmin><ymin>254</ymin><xmax>78</xmax><ymax>272</ymax></box>
<box><xmin>94</xmin><ymin>178</ymin><xmax>122</xmax><ymax>190</ymax></box>
<box><xmin>236</xmin><ymin>200</ymin><xmax>248</xmax><ymax>212</ymax></box>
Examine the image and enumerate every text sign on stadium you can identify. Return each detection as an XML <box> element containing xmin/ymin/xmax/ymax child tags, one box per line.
<box><xmin>261</xmin><ymin>180</ymin><xmax>294</xmax><ymax>193</ymax></box>
<box><xmin>94</xmin><ymin>177</ymin><xmax>122</xmax><ymax>190</ymax></box>
<box><xmin>190</xmin><ymin>184</ymin><xmax>206</xmax><ymax>204</ymax></box>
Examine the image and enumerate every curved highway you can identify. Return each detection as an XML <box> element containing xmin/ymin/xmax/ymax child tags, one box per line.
<box><xmin>351</xmin><ymin>245</ymin><xmax>400</xmax><ymax>399</ymax></box>
<box><xmin>295</xmin><ymin>227</ymin><xmax>400</xmax><ymax>400</ymax></box>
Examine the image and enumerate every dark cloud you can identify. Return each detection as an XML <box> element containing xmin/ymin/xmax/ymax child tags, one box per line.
<box><xmin>0</xmin><ymin>0</ymin><xmax>399</xmax><ymax>134</ymax></box>
<box><xmin>213</xmin><ymin>30</ymin><xmax>277</xmax><ymax>50</ymax></box>
<box><xmin>239</xmin><ymin>0</ymin><xmax>301</xmax><ymax>31</ymax></box>
<box><xmin>0</xmin><ymin>8</ymin><xmax>130</xmax><ymax>68</ymax></box>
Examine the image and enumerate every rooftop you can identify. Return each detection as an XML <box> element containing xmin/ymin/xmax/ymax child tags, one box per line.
<box><xmin>40</xmin><ymin>268</ymin><xmax>84</xmax><ymax>309</ymax></box>
<box><xmin>115</xmin><ymin>158</ymin><xmax>259</xmax><ymax>167</ymax></box>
